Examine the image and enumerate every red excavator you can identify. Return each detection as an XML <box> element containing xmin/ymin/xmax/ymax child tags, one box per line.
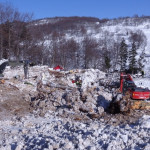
<box><xmin>120</xmin><ymin>72</ymin><xmax>150</xmax><ymax>109</ymax></box>
<box><xmin>109</xmin><ymin>72</ymin><xmax>150</xmax><ymax>114</ymax></box>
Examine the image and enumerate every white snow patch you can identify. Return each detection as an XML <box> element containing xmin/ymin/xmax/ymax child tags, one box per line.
<box><xmin>139</xmin><ymin>115</ymin><xmax>150</xmax><ymax>128</ymax></box>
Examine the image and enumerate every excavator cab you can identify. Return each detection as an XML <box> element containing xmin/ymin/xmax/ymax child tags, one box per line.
<box><xmin>120</xmin><ymin>72</ymin><xmax>133</xmax><ymax>93</ymax></box>
<box><xmin>123</xmin><ymin>80</ymin><xmax>136</xmax><ymax>94</ymax></box>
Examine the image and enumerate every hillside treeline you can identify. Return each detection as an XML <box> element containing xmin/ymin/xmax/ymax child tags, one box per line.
<box><xmin>0</xmin><ymin>3</ymin><xmax>148</xmax><ymax>72</ymax></box>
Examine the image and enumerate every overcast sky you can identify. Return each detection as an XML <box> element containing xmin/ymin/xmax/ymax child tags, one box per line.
<box><xmin>0</xmin><ymin>0</ymin><xmax>150</xmax><ymax>20</ymax></box>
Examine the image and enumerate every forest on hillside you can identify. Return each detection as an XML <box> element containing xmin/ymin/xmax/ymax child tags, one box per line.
<box><xmin>0</xmin><ymin>3</ymin><xmax>148</xmax><ymax>72</ymax></box>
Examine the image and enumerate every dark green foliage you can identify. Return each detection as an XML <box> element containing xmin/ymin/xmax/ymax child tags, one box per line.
<box><xmin>128</xmin><ymin>42</ymin><xmax>137</xmax><ymax>72</ymax></box>
<box><xmin>119</xmin><ymin>38</ymin><xmax>128</xmax><ymax>71</ymax></box>
<box><xmin>138</xmin><ymin>50</ymin><xmax>145</xmax><ymax>71</ymax></box>
<box><xmin>104</xmin><ymin>53</ymin><xmax>111</xmax><ymax>72</ymax></box>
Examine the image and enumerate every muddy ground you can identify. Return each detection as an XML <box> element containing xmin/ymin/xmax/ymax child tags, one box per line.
<box><xmin>0</xmin><ymin>84</ymin><xmax>33</xmax><ymax>120</ymax></box>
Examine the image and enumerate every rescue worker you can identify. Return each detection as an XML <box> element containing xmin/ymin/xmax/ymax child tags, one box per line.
<box><xmin>141</xmin><ymin>70</ymin><xmax>144</xmax><ymax>78</ymax></box>
<box><xmin>23</xmin><ymin>60</ymin><xmax>29</xmax><ymax>79</ymax></box>
<box><xmin>75</xmin><ymin>75</ymin><xmax>82</xmax><ymax>87</ymax></box>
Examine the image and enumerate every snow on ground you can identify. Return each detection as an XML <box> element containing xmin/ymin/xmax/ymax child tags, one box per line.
<box><xmin>3</xmin><ymin>65</ymin><xmax>49</xmax><ymax>93</ymax></box>
<box><xmin>0</xmin><ymin>111</ymin><xmax>150</xmax><ymax>150</ymax></box>
<box><xmin>0</xmin><ymin>66</ymin><xmax>150</xmax><ymax>150</ymax></box>
<box><xmin>80</xmin><ymin>69</ymin><xmax>105</xmax><ymax>90</ymax></box>
<box><xmin>0</xmin><ymin>59</ymin><xmax>8</xmax><ymax>65</ymax></box>
<box><xmin>133</xmin><ymin>77</ymin><xmax>150</xmax><ymax>89</ymax></box>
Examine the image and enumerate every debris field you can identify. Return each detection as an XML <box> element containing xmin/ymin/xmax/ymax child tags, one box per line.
<box><xmin>0</xmin><ymin>65</ymin><xmax>150</xmax><ymax>150</ymax></box>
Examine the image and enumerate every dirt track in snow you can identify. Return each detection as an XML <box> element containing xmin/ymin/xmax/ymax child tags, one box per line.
<box><xmin>0</xmin><ymin>84</ymin><xmax>33</xmax><ymax>120</ymax></box>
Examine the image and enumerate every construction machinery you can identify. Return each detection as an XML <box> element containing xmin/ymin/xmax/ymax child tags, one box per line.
<box><xmin>110</xmin><ymin>72</ymin><xmax>150</xmax><ymax>113</ymax></box>
<box><xmin>120</xmin><ymin>72</ymin><xmax>150</xmax><ymax>100</ymax></box>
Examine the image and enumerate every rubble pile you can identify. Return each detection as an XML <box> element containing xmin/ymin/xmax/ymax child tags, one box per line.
<box><xmin>0</xmin><ymin>65</ymin><xmax>150</xmax><ymax>149</ymax></box>
<box><xmin>31</xmin><ymin>69</ymin><xmax>112</xmax><ymax>121</ymax></box>
<box><xmin>0</xmin><ymin>111</ymin><xmax>150</xmax><ymax>150</ymax></box>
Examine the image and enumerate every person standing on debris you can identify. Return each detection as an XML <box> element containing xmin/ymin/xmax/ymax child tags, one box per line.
<box><xmin>141</xmin><ymin>70</ymin><xmax>144</xmax><ymax>78</ymax></box>
<box><xmin>23</xmin><ymin>60</ymin><xmax>29</xmax><ymax>79</ymax></box>
<box><xmin>75</xmin><ymin>75</ymin><xmax>82</xmax><ymax>88</ymax></box>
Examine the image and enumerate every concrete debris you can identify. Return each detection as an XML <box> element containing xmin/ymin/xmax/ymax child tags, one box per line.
<box><xmin>31</xmin><ymin>83</ymin><xmax>109</xmax><ymax>120</ymax></box>
<box><xmin>0</xmin><ymin>66</ymin><xmax>150</xmax><ymax>150</ymax></box>
<box><xmin>28</xmin><ymin>68</ymin><xmax>113</xmax><ymax>120</ymax></box>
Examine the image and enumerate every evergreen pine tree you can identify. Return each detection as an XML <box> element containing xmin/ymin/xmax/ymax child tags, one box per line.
<box><xmin>104</xmin><ymin>52</ymin><xmax>111</xmax><ymax>72</ymax></box>
<box><xmin>129</xmin><ymin>42</ymin><xmax>137</xmax><ymax>73</ymax></box>
<box><xmin>119</xmin><ymin>38</ymin><xmax>128</xmax><ymax>71</ymax></box>
<box><xmin>138</xmin><ymin>50</ymin><xmax>145</xmax><ymax>71</ymax></box>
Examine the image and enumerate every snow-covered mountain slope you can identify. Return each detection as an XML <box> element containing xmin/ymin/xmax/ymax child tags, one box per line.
<box><xmin>30</xmin><ymin>17</ymin><xmax>150</xmax><ymax>73</ymax></box>
<box><xmin>100</xmin><ymin>23</ymin><xmax>150</xmax><ymax>74</ymax></box>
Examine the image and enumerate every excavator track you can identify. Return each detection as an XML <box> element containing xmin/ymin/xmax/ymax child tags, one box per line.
<box><xmin>121</xmin><ymin>91</ymin><xmax>150</xmax><ymax>111</ymax></box>
<box><xmin>130</xmin><ymin>99</ymin><xmax>150</xmax><ymax>110</ymax></box>
<box><xmin>110</xmin><ymin>91</ymin><xmax>150</xmax><ymax>114</ymax></box>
